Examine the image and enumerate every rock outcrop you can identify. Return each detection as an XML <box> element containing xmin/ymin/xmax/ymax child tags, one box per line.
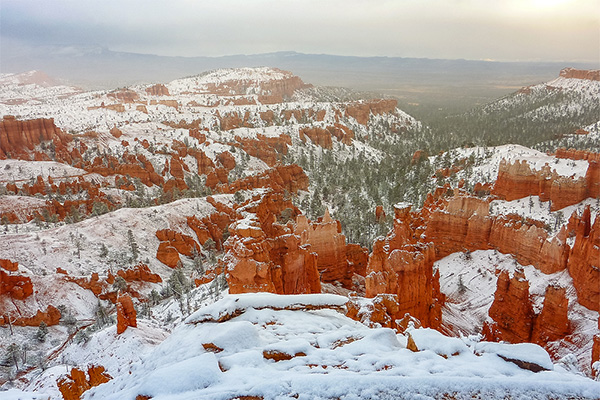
<box><xmin>559</xmin><ymin>68</ymin><xmax>600</xmax><ymax>81</ymax></box>
<box><xmin>145</xmin><ymin>83</ymin><xmax>170</xmax><ymax>96</ymax></box>
<box><xmin>484</xmin><ymin>269</ymin><xmax>535</xmax><ymax>344</ymax></box>
<box><xmin>345</xmin><ymin>99</ymin><xmax>397</xmax><ymax>125</ymax></box>
<box><xmin>0</xmin><ymin>270</ymin><xmax>33</xmax><ymax>300</ymax></box>
<box><xmin>365</xmin><ymin>203</ymin><xmax>444</xmax><ymax>328</ymax></box>
<box><xmin>156</xmin><ymin>229</ymin><xmax>201</xmax><ymax>268</ymax></box>
<box><xmin>224</xmin><ymin>193</ymin><xmax>321</xmax><ymax>295</ymax></box>
<box><xmin>566</xmin><ymin>206</ymin><xmax>600</xmax><ymax>311</ymax></box>
<box><xmin>2</xmin><ymin>305</ymin><xmax>61</xmax><ymax>327</ymax></box>
<box><xmin>493</xmin><ymin>157</ymin><xmax>599</xmax><ymax>211</ymax></box>
<box><xmin>0</xmin><ymin>116</ymin><xmax>71</xmax><ymax>160</ymax></box>
<box><xmin>531</xmin><ymin>285</ymin><xmax>570</xmax><ymax>346</ymax></box>
<box><xmin>57</xmin><ymin>365</ymin><xmax>111</xmax><ymax>400</ymax></box>
<box><xmin>295</xmin><ymin>210</ymin><xmax>356</xmax><ymax>288</ymax></box>
<box><xmin>484</xmin><ymin>271</ymin><xmax>572</xmax><ymax>349</ymax></box>
<box><xmin>116</xmin><ymin>292</ymin><xmax>137</xmax><ymax>334</ymax></box>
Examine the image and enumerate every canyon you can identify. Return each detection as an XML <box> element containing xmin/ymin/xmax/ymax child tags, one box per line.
<box><xmin>0</xmin><ymin>67</ymin><xmax>598</xmax><ymax>399</ymax></box>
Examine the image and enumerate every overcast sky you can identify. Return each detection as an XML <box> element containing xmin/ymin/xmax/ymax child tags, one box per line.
<box><xmin>1</xmin><ymin>0</ymin><xmax>598</xmax><ymax>62</ymax></box>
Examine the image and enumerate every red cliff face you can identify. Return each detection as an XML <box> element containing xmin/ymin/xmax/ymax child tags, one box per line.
<box><xmin>484</xmin><ymin>269</ymin><xmax>535</xmax><ymax>344</ymax></box>
<box><xmin>57</xmin><ymin>365</ymin><xmax>111</xmax><ymax>400</ymax></box>
<box><xmin>224</xmin><ymin>194</ymin><xmax>321</xmax><ymax>295</ymax></box>
<box><xmin>567</xmin><ymin>206</ymin><xmax>600</xmax><ymax>311</ymax></box>
<box><xmin>559</xmin><ymin>68</ymin><xmax>600</xmax><ymax>81</ymax></box>
<box><xmin>116</xmin><ymin>292</ymin><xmax>137</xmax><ymax>334</ymax></box>
<box><xmin>156</xmin><ymin>229</ymin><xmax>201</xmax><ymax>268</ymax></box>
<box><xmin>0</xmin><ymin>259</ymin><xmax>18</xmax><ymax>272</ymax></box>
<box><xmin>295</xmin><ymin>210</ymin><xmax>357</xmax><ymax>288</ymax></box>
<box><xmin>345</xmin><ymin>99</ymin><xmax>398</xmax><ymax>125</ymax></box>
<box><xmin>424</xmin><ymin>194</ymin><xmax>568</xmax><ymax>275</ymax></box>
<box><xmin>593</xmin><ymin>318</ymin><xmax>600</xmax><ymax>376</ymax></box>
<box><xmin>485</xmin><ymin>272</ymin><xmax>572</xmax><ymax>349</ymax></box>
<box><xmin>299</xmin><ymin>127</ymin><xmax>333</xmax><ymax>149</ymax></box>
<box><xmin>532</xmin><ymin>285</ymin><xmax>570</xmax><ymax>346</ymax></box>
<box><xmin>493</xmin><ymin>158</ymin><xmax>598</xmax><ymax>211</ymax></box>
<box><xmin>145</xmin><ymin>84</ymin><xmax>170</xmax><ymax>96</ymax></box>
<box><xmin>0</xmin><ymin>270</ymin><xmax>33</xmax><ymax>300</ymax></box>
<box><xmin>219</xmin><ymin>164</ymin><xmax>309</xmax><ymax>195</ymax></box>
<box><xmin>0</xmin><ymin>116</ymin><xmax>71</xmax><ymax>160</ymax></box>
<box><xmin>202</xmin><ymin>70</ymin><xmax>311</xmax><ymax>100</ymax></box>
<box><xmin>234</xmin><ymin>134</ymin><xmax>291</xmax><ymax>167</ymax></box>
<box><xmin>365</xmin><ymin>203</ymin><xmax>443</xmax><ymax>328</ymax></box>
<box><xmin>5</xmin><ymin>305</ymin><xmax>61</xmax><ymax>327</ymax></box>
<box><xmin>114</xmin><ymin>263</ymin><xmax>162</xmax><ymax>284</ymax></box>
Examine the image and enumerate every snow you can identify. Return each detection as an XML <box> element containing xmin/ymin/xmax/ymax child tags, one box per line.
<box><xmin>432</xmin><ymin>144</ymin><xmax>589</xmax><ymax>183</ymax></box>
<box><xmin>408</xmin><ymin>327</ymin><xmax>469</xmax><ymax>357</ymax></box>
<box><xmin>474</xmin><ymin>342</ymin><xmax>554</xmax><ymax>371</ymax></box>
<box><xmin>437</xmin><ymin>249</ymin><xmax>599</xmax><ymax>374</ymax></box>
<box><xmin>185</xmin><ymin>293</ymin><xmax>349</xmax><ymax>324</ymax></box>
<box><xmin>79</xmin><ymin>293</ymin><xmax>599</xmax><ymax>400</ymax></box>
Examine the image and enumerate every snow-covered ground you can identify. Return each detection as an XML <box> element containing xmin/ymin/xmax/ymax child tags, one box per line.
<box><xmin>432</xmin><ymin>144</ymin><xmax>589</xmax><ymax>184</ymax></box>
<box><xmin>437</xmin><ymin>249</ymin><xmax>599</xmax><ymax>374</ymax></box>
<box><xmin>65</xmin><ymin>293</ymin><xmax>600</xmax><ymax>400</ymax></box>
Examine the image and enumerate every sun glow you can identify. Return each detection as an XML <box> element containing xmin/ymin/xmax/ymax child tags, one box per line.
<box><xmin>531</xmin><ymin>0</ymin><xmax>571</xmax><ymax>9</ymax></box>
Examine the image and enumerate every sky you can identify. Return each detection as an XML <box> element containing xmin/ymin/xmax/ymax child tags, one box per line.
<box><xmin>1</xmin><ymin>0</ymin><xmax>599</xmax><ymax>62</ymax></box>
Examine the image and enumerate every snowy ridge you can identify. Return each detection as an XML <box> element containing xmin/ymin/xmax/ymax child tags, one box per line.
<box><xmin>80</xmin><ymin>293</ymin><xmax>599</xmax><ymax>400</ymax></box>
<box><xmin>186</xmin><ymin>293</ymin><xmax>348</xmax><ymax>324</ymax></box>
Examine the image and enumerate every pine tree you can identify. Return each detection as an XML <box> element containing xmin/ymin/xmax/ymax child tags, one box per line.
<box><xmin>36</xmin><ymin>322</ymin><xmax>48</xmax><ymax>343</ymax></box>
<box><xmin>127</xmin><ymin>229</ymin><xmax>139</xmax><ymax>260</ymax></box>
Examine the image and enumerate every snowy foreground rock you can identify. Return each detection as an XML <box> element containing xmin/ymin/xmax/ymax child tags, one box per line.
<box><xmin>67</xmin><ymin>294</ymin><xmax>599</xmax><ymax>400</ymax></box>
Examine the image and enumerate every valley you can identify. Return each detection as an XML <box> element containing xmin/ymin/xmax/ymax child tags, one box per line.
<box><xmin>0</xmin><ymin>66</ymin><xmax>598</xmax><ymax>400</ymax></box>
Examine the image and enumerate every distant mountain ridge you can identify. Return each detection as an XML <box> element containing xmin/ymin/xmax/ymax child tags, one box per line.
<box><xmin>1</xmin><ymin>43</ymin><xmax>597</xmax><ymax>109</ymax></box>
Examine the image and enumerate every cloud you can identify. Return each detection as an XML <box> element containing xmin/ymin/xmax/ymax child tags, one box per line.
<box><xmin>1</xmin><ymin>0</ymin><xmax>598</xmax><ymax>62</ymax></box>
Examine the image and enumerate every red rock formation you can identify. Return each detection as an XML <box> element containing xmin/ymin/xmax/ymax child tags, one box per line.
<box><xmin>0</xmin><ymin>270</ymin><xmax>33</xmax><ymax>300</ymax></box>
<box><xmin>346</xmin><ymin>294</ymin><xmax>402</xmax><ymax>330</ymax></box>
<box><xmin>344</xmin><ymin>99</ymin><xmax>397</xmax><ymax>125</ymax></box>
<box><xmin>567</xmin><ymin>206</ymin><xmax>599</xmax><ymax>311</ymax></box>
<box><xmin>217</xmin><ymin>151</ymin><xmax>236</xmax><ymax>170</ymax></box>
<box><xmin>559</xmin><ymin>68</ymin><xmax>600</xmax><ymax>81</ymax></box>
<box><xmin>67</xmin><ymin>272</ymin><xmax>105</xmax><ymax>296</ymax></box>
<box><xmin>555</xmin><ymin>148</ymin><xmax>600</xmax><ymax>162</ymax></box>
<box><xmin>593</xmin><ymin>318</ymin><xmax>600</xmax><ymax>376</ymax></box>
<box><xmin>298</xmin><ymin>127</ymin><xmax>333</xmax><ymax>149</ymax></box>
<box><xmin>85</xmin><ymin>153</ymin><xmax>163</xmax><ymax>187</ymax></box>
<box><xmin>116</xmin><ymin>292</ymin><xmax>137</xmax><ymax>334</ymax></box>
<box><xmin>365</xmin><ymin>203</ymin><xmax>443</xmax><ymax>328</ymax></box>
<box><xmin>225</xmin><ymin>220</ymin><xmax>320</xmax><ymax>295</ymax></box>
<box><xmin>295</xmin><ymin>210</ymin><xmax>353</xmax><ymax>287</ymax></box>
<box><xmin>493</xmin><ymin>158</ymin><xmax>598</xmax><ymax>211</ymax></box>
<box><xmin>6</xmin><ymin>305</ymin><xmax>61</xmax><ymax>327</ymax></box>
<box><xmin>224</xmin><ymin>192</ymin><xmax>322</xmax><ymax>295</ymax></box>
<box><xmin>57</xmin><ymin>365</ymin><xmax>111</xmax><ymax>400</ymax></box>
<box><xmin>484</xmin><ymin>269</ymin><xmax>535</xmax><ymax>344</ymax></box>
<box><xmin>201</xmin><ymin>69</ymin><xmax>311</xmax><ymax>100</ymax></box>
<box><xmin>411</xmin><ymin>150</ymin><xmax>428</xmax><ymax>165</ymax></box>
<box><xmin>423</xmin><ymin>194</ymin><xmax>569</xmax><ymax>275</ymax></box>
<box><xmin>108</xmin><ymin>89</ymin><xmax>139</xmax><ymax>103</ymax></box>
<box><xmin>191</xmin><ymin>148</ymin><xmax>215</xmax><ymax>174</ymax></box>
<box><xmin>0</xmin><ymin>116</ymin><xmax>71</xmax><ymax>160</ymax></box>
<box><xmin>375</xmin><ymin>206</ymin><xmax>386</xmax><ymax>223</ymax></box>
<box><xmin>145</xmin><ymin>84</ymin><xmax>170</xmax><ymax>96</ymax></box>
<box><xmin>531</xmin><ymin>285</ymin><xmax>570</xmax><ymax>346</ymax></box>
<box><xmin>346</xmin><ymin>243</ymin><xmax>369</xmax><ymax>277</ymax></box>
<box><xmin>187</xmin><ymin>201</ymin><xmax>238</xmax><ymax>251</ymax></box>
<box><xmin>220</xmin><ymin>164</ymin><xmax>309</xmax><ymax>194</ymax></box>
<box><xmin>156</xmin><ymin>229</ymin><xmax>201</xmax><ymax>267</ymax></box>
<box><xmin>0</xmin><ymin>259</ymin><xmax>18</xmax><ymax>272</ymax></box>
<box><xmin>114</xmin><ymin>263</ymin><xmax>162</xmax><ymax>284</ymax></box>
<box><xmin>235</xmin><ymin>134</ymin><xmax>291</xmax><ymax>167</ymax></box>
